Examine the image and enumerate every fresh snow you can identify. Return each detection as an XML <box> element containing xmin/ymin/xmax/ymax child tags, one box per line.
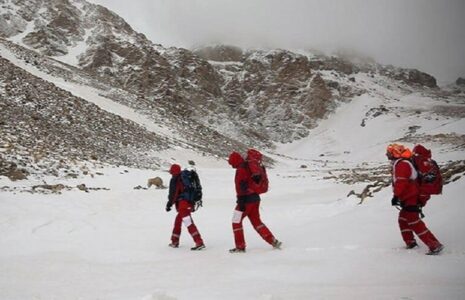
<box><xmin>56</xmin><ymin>28</ymin><xmax>92</xmax><ymax>66</ymax></box>
<box><xmin>8</xmin><ymin>18</ymin><xmax>35</xmax><ymax>49</ymax></box>
<box><xmin>1</xmin><ymin>161</ymin><xmax>464</xmax><ymax>300</ymax></box>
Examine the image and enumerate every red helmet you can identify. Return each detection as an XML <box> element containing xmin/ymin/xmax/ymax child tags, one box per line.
<box><xmin>169</xmin><ymin>164</ymin><xmax>181</xmax><ymax>175</ymax></box>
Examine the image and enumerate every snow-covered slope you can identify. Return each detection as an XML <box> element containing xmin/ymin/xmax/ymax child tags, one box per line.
<box><xmin>277</xmin><ymin>74</ymin><xmax>465</xmax><ymax>165</ymax></box>
<box><xmin>2</xmin><ymin>0</ymin><xmax>456</xmax><ymax>154</ymax></box>
<box><xmin>1</xmin><ymin>152</ymin><xmax>464</xmax><ymax>300</ymax></box>
<box><xmin>1</xmin><ymin>42</ymin><xmax>465</xmax><ymax>299</ymax></box>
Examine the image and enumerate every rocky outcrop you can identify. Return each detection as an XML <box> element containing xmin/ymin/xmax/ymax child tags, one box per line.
<box><xmin>381</xmin><ymin>66</ymin><xmax>437</xmax><ymax>88</ymax></box>
<box><xmin>0</xmin><ymin>11</ymin><xmax>27</xmax><ymax>37</ymax></box>
<box><xmin>403</xmin><ymin>69</ymin><xmax>437</xmax><ymax>88</ymax></box>
<box><xmin>340</xmin><ymin>160</ymin><xmax>465</xmax><ymax>204</ymax></box>
<box><xmin>209</xmin><ymin>49</ymin><xmax>337</xmax><ymax>142</ymax></box>
<box><xmin>0</xmin><ymin>56</ymin><xmax>169</xmax><ymax>176</ymax></box>
<box><xmin>1</xmin><ymin>0</ymin><xmax>356</xmax><ymax>146</ymax></box>
<box><xmin>456</xmin><ymin>77</ymin><xmax>465</xmax><ymax>86</ymax></box>
<box><xmin>0</xmin><ymin>38</ymin><xmax>252</xmax><ymax>166</ymax></box>
<box><xmin>194</xmin><ymin>45</ymin><xmax>243</xmax><ymax>62</ymax></box>
<box><xmin>0</xmin><ymin>0</ymin><xmax>451</xmax><ymax>180</ymax></box>
<box><xmin>0</xmin><ymin>156</ymin><xmax>28</xmax><ymax>181</ymax></box>
<box><xmin>309</xmin><ymin>55</ymin><xmax>355</xmax><ymax>75</ymax></box>
<box><xmin>2</xmin><ymin>0</ymin><xmax>442</xmax><ymax>148</ymax></box>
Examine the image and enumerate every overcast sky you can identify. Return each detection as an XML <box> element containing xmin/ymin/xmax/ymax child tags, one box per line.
<box><xmin>90</xmin><ymin>0</ymin><xmax>465</xmax><ymax>84</ymax></box>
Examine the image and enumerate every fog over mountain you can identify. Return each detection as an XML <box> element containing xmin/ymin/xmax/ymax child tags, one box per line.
<box><xmin>90</xmin><ymin>0</ymin><xmax>465</xmax><ymax>85</ymax></box>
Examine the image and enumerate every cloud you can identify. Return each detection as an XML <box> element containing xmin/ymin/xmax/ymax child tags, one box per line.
<box><xmin>91</xmin><ymin>0</ymin><xmax>465</xmax><ymax>83</ymax></box>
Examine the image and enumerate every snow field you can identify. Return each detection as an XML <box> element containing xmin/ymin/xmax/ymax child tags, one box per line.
<box><xmin>1</xmin><ymin>165</ymin><xmax>464</xmax><ymax>300</ymax></box>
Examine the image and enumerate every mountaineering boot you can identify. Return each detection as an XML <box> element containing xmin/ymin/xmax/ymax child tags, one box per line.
<box><xmin>406</xmin><ymin>242</ymin><xmax>418</xmax><ymax>249</ymax></box>
<box><xmin>426</xmin><ymin>244</ymin><xmax>444</xmax><ymax>255</ymax></box>
<box><xmin>191</xmin><ymin>244</ymin><xmax>206</xmax><ymax>251</ymax></box>
<box><xmin>272</xmin><ymin>239</ymin><xmax>282</xmax><ymax>249</ymax></box>
<box><xmin>168</xmin><ymin>243</ymin><xmax>179</xmax><ymax>248</ymax></box>
<box><xmin>229</xmin><ymin>248</ymin><xmax>246</xmax><ymax>253</ymax></box>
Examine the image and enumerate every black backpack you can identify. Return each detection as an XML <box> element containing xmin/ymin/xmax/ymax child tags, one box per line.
<box><xmin>180</xmin><ymin>169</ymin><xmax>203</xmax><ymax>211</ymax></box>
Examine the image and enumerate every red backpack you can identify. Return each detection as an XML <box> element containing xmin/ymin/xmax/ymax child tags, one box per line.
<box><xmin>412</xmin><ymin>144</ymin><xmax>443</xmax><ymax>196</ymax></box>
<box><xmin>246</xmin><ymin>149</ymin><xmax>269</xmax><ymax>194</ymax></box>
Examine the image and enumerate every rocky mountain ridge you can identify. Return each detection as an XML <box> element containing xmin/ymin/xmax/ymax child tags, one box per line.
<box><xmin>1</xmin><ymin>0</ymin><xmax>464</xmax><ymax>181</ymax></box>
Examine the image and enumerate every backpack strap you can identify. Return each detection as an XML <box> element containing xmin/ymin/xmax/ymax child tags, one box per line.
<box><xmin>392</xmin><ymin>159</ymin><xmax>418</xmax><ymax>183</ymax></box>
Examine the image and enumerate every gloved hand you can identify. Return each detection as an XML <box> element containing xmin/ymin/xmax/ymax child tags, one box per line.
<box><xmin>419</xmin><ymin>208</ymin><xmax>425</xmax><ymax>219</ymax></box>
<box><xmin>236</xmin><ymin>198</ymin><xmax>245</xmax><ymax>212</ymax></box>
<box><xmin>165</xmin><ymin>202</ymin><xmax>172</xmax><ymax>212</ymax></box>
<box><xmin>251</xmin><ymin>174</ymin><xmax>261</xmax><ymax>184</ymax></box>
<box><xmin>423</xmin><ymin>173</ymin><xmax>436</xmax><ymax>183</ymax></box>
<box><xmin>391</xmin><ymin>196</ymin><xmax>400</xmax><ymax>206</ymax></box>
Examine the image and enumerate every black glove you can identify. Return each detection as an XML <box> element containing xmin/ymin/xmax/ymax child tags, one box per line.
<box><xmin>251</xmin><ymin>174</ymin><xmax>261</xmax><ymax>184</ymax></box>
<box><xmin>236</xmin><ymin>198</ymin><xmax>245</xmax><ymax>212</ymax></box>
<box><xmin>391</xmin><ymin>196</ymin><xmax>400</xmax><ymax>206</ymax></box>
<box><xmin>423</xmin><ymin>173</ymin><xmax>436</xmax><ymax>183</ymax></box>
<box><xmin>165</xmin><ymin>202</ymin><xmax>172</xmax><ymax>212</ymax></box>
<box><xmin>419</xmin><ymin>209</ymin><xmax>425</xmax><ymax>219</ymax></box>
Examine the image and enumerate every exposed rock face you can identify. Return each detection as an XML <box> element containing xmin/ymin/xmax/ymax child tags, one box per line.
<box><xmin>380</xmin><ymin>66</ymin><xmax>437</xmax><ymax>88</ymax></box>
<box><xmin>209</xmin><ymin>49</ymin><xmax>337</xmax><ymax>142</ymax></box>
<box><xmin>1</xmin><ymin>0</ymin><xmax>353</xmax><ymax>146</ymax></box>
<box><xmin>0</xmin><ymin>11</ymin><xmax>27</xmax><ymax>37</ymax></box>
<box><xmin>402</xmin><ymin>69</ymin><xmax>437</xmax><ymax>88</ymax></box>
<box><xmin>0</xmin><ymin>37</ymin><xmax>252</xmax><ymax>176</ymax></box>
<box><xmin>457</xmin><ymin>77</ymin><xmax>465</xmax><ymax>86</ymax></box>
<box><xmin>0</xmin><ymin>56</ymin><xmax>169</xmax><ymax>176</ymax></box>
<box><xmin>23</xmin><ymin>1</ymin><xmax>83</xmax><ymax>55</ymax></box>
<box><xmin>1</xmin><ymin>0</ymin><xmax>84</xmax><ymax>54</ymax></box>
<box><xmin>309</xmin><ymin>55</ymin><xmax>355</xmax><ymax>75</ymax></box>
<box><xmin>0</xmin><ymin>156</ymin><xmax>28</xmax><ymax>181</ymax></box>
<box><xmin>2</xmin><ymin>0</ymin><xmax>442</xmax><ymax>145</ymax></box>
<box><xmin>0</xmin><ymin>0</ymin><xmax>452</xmax><ymax>180</ymax></box>
<box><xmin>194</xmin><ymin>45</ymin><xmax>243</xmax><ymax>62</ymax></box>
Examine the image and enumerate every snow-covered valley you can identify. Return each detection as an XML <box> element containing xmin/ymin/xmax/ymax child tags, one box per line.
<box><xmin>1</xmin><ymin>160</ymin><xmax>464</xmax><ymax>300</ymax></box>
<box><xmin>1</xmin><ymin>85</ymin><xmax>465</xmax><ymax>299</ymax></box>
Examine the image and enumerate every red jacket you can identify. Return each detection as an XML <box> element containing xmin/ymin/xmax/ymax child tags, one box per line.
<box><xmin>228</xmin><ymin>152</ymin><xmax>260</xmax><ymax>202</ymax></box>
<box><xmin>392</xmin><ymin>159</ymin><xmax>419</xmax><ymax>207</ymax></box>
<box><xmin>168</xmin><ymin>175</ymin><xmax>190</xmax><ymax>207</ymax></box>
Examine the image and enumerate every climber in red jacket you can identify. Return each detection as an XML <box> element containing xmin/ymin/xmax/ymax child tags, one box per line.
<box><xmin>165</xmin><ymin>164</ymin><xmax>205</xmax><ymax>251</ymax></box>
<box><xmin>227</xmin><ymin>151</ymin><xmax>281</xmax><ymax>253</ymax></box>
<box><xmin>386</xmin><ymin>144</ymin><xmax>443</xmax><ymax>255</ymax></box>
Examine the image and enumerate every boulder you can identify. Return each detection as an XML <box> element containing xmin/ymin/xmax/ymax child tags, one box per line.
<box><xmin>456</xmin><ymin>77</ymin><xmax>465</xmax><ymax>86</ymax></box>
<box><xmin>147</xmin><ymin>176</ymin><xmax>165</xmax><ymax>189</ymax></box>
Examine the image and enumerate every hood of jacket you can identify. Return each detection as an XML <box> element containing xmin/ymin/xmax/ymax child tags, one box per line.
<box><xmin>228</xmin><ymin>151</ymin><xmax>244</xmax><ymax>168</ymax></box>
<box><xmin>169</xmin><ymin>164</ymin><xmax>181</xmax><ymax>176</ymax></box>
<box><xmin>413</xmin><ymin>144</ymin><xmax>431</xmax><ymax>159</ymax></box>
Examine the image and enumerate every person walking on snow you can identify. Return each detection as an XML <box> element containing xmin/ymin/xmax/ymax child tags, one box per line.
<box><xmin>386</xmin><ymin>144</ymin><xmax>443</xmax><ymax>255</ymax></box>
<box><xmin>227</xmin><ymin>151</ymin><xmax>281</xmax><ymax>253</ymax></box>
<box><xmin>166</xmin><ymin>164</ymin><xmax>205</xmax><ymax>250</ymax></box>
